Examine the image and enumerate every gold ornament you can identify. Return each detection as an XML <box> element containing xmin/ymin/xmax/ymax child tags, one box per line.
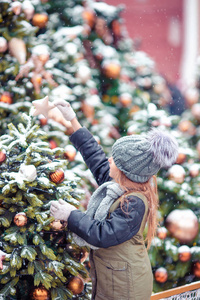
<box><xmin>154</xmin><ymin>267</ymin><xmax>168</xmax><ymax>283</ymax></box>
<box><xmin>30</xmin><ymin>286</ymin><xmax>50</xmax><ymax>300</ymax></box>
<box><xmin>178</xmin><ymin>245</ymin><xmax>191</xmax><ymax>262</ymax></box>
<box><xmin>49</xmin><ymin>169</ymin><xmax>65</xmax><ymax>184</ymax></box>
<box><xmin>67</xmin><ymin>276</ymin><xmax>84</xmax><ymax>295</ymax></box>
<box><xmin>50</xmin><ymin>220</ymin><xmax>67</xmax><ymax>231</ymax></box>
<box><xmin>103</xmin><ymin>62</ymin><xmax>121</xmax><ymax>79</ymax></box>
<box><xmin>14</xmin><ymin>212</ymin><xmax>27</xmax><ymax>227</ymax></box>
<box><xmin>0</xmin><ymin>92</ymin><xmax>12</xmax><ymax>104</ymax></box>
<box><xmin>8</xmin><ymin>38</ymin><xmax>26</xmax><ymax>64</ymax></box>
<box><xmin>165</xmin><ymin>209</ymin><xmax>199</xmax><ymax>243</ymax></box>
<box><xmin>0</xmin><ymin>150</ymin><xmax>6</xmax><ymax>164</ymax></box>
<box><xmin>32</xmin><ymin>13</ymin><xmax>48</xmax><ymax>28</ymax></box>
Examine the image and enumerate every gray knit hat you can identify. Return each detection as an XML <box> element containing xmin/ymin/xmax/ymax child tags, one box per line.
<box><xmin>112</xmin><ymin>128</ymin><xmax>179</xmax><ymax>183</ymax></box>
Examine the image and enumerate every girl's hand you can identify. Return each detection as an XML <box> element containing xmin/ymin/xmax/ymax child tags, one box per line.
<box><xmin>53</xmin><ymin>100</ymin><xmax>76</xmax><ymax>121</ymax></box>
<box><xmin>50</xmin><ymin>198</ymin><xmax>77</xmax><ymax>221</ymax></box>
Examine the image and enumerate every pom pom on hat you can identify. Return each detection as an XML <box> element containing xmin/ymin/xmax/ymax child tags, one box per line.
<box><xmin>112</xmin><ymin>128</ymin><xmax>179</xmax><ymax>183</ymax></box>
<box><xmin>147</xmin><ymin>128</ymin><xmax>179</xmax><ymax>168</ymax></box>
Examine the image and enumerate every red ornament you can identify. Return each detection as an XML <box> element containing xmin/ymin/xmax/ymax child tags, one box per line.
<box><xmin>154</xmin><ymin>267</ymin><xmax>168</xmax><ymax>283</ymax></box>
<box><xmin>178</xmin><ymin>245</ymin><xmax>191</xmax><ymax>262</ymax></box>
<box><xmin>49</xmin><ymin>139</ymin><xmax>57</xmax><ymax>149</ymax></box>
<box><xmin>49</xmin><ymin>169</ymin><xmax>64</xmax><ymax>184</ymax></box>
<box><xmin>39</xmin><ymin>117</ymin><xmax>48</xmax><ymax>126</ymax></box>
<box><xmin>0</xmin><ymin>150</ymin><xmax>6</xmax><ymax>163</ymax></box>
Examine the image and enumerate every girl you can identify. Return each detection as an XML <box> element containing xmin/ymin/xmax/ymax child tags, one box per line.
<box><xmin>50</xmin><ymin>100</ymin><xmax>178</xmax><ymax>300</ymax></box>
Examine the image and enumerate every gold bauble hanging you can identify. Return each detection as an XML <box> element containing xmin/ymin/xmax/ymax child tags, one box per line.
<box><xmin>67</xmin><ymin>276</ymin><xmax>84</xmax><ymax>295</ymax></box>
<box><xmin>103</xmin><ymin>62</ymin><xmax>121</xmax><ymax>79</ymax></box>
<box><xmin>30</xmin><ymin>286</ymin><xmax>50</xmax><ymax>300</ymax></box>
<box><xmin>14</xmin><ymin>212</ymin><xmax>27</xmax><ymax>227</ymax></box>
<box><xmin>50</xmin><ymin>220</ymin><xmax>67</xmax><ymax>231</ymax></box>
<box><xmin>49</xmin><ymin>169</ymin><xmax>65</xmax><ymax>184</ymax></box>
<box><xmin>0</xmin><ymin>92</ymin><xmax>12</xmax><ymax>104</ymax></box>
<box><xmin>165</xmin><ymin>209</ymin><xmax>199</xmax><ymax>243</ymax></box>
<box><xmin>32</xmin><ymin>13</ymin><xmax>48</xmax><ymax>28</ymax></box>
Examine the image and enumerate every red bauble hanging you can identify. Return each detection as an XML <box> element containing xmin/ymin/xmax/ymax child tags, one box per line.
<box><xmin>178</xmin><ymin>245</ymin><xmax>191</xmax><ymax>262</ymax></box>
<box><xmin>49</xmin><ymin>139</ymin><xmax>57</xmax><ymax>149</ymax></box>
<box><xmin>154</xmin><ymin>267</ymin><xmax>168</xmax><ymax>283</ymax></box>
<box><xmin>49</xmin><ymin>169</ymin><xmax>64</xmax><ymax>184</ymax></box>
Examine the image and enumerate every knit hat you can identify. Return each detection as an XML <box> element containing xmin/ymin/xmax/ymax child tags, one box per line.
<box><xmin>112</xmin><ymin>128</ymin><xmax>179</xmax><ymax>183</ymax></box>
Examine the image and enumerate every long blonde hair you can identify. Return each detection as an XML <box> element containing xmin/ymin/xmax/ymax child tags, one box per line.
<box><xmin>114</xmin><ymin>169</ymin><xmax>159</xmax><ymax>250</ymax></box>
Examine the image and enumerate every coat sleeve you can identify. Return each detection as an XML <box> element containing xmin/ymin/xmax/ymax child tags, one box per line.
<box><xmin>67</xmin><ymin>196</ymin><xmax>145</xmax><ymax>248</ymax></box>
<box><xmin>69</xmin><ymin>127</ymin><xmax>111</xmax><ymax>185</ymax></box>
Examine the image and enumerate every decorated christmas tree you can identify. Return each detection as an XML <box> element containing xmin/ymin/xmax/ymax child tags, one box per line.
<box><xmin>0</xmin><ymin>109</ymin><xmax>90</xmax><ymax>299</ymax></box>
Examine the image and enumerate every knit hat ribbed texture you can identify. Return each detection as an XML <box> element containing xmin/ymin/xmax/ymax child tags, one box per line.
<box><xmin>112</xmin><ymin>128</ymin><xmax>179</xmax><ymax>183</ymax></box>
